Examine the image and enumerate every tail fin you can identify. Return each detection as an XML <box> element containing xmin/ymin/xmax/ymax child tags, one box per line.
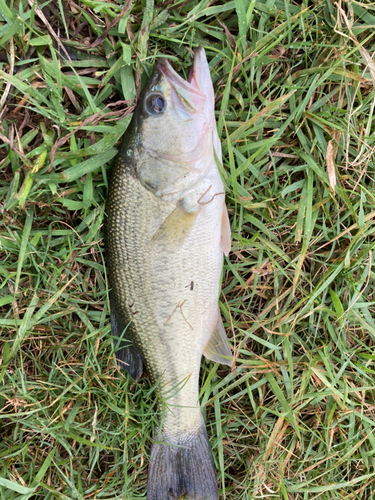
<box><xmin>147</xmin><ymin>424</ymin><xmax>219</xmax><ymax>500</ymax></box>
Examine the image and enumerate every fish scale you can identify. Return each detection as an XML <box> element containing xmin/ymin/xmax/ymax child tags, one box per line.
<box><xmin>105</xmin><ymin>47</ymin><xmax>232</xmax><ymax>500</ymax></box>
<box><xmin>107</xmin><ymin>154</ymin><xmax>224</xmax><ymax>432</ymax></box>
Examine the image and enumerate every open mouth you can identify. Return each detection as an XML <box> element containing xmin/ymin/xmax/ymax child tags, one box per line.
<box><xmin>156</xmin><ymin>48</ymin><xmax>208</xmax><ymax>110</ymax></box>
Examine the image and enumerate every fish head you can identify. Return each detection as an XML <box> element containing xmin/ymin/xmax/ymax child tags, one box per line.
<box><xmin>132</xmin><ymin>48</ymin><xmax>218</xmax><ymax>191</ymax></box>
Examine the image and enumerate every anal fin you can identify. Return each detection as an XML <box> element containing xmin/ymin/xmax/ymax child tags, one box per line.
<box><xmin>203</xmin><ymin>313</ymin><xmax>233</xmax><ymax>366</ymax></box>
<box><xmin>110</xmin><ymin>296</ymin><xmax>143</xmax><ymax>381</ymax></box>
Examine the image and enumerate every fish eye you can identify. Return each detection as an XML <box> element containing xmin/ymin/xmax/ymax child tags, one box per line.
<box><xmin>145</xmin><ymin>94</ymin><xmax>166</xmax><ymax>115</ymax></box>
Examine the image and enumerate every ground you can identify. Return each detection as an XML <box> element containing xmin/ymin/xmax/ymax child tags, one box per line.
<box><xmin>1</xmin><ymin>0</ymin><xmax>375</xmax><ymax>499</ymax></box>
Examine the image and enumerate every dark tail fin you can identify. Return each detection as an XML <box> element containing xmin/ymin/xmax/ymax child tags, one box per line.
<box><xmin>147</xmin><ymin>424</ymin><xmax>219</xmax><ymax>500</ymax></box>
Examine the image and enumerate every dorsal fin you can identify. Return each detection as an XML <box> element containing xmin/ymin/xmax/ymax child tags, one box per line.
<box><xmin>110</xmin><ymin>297</ymin><xmax>143</xmax><ymax>381</ymax></box>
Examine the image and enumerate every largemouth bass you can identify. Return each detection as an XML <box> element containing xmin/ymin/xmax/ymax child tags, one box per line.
<box><xmin>105</xmin><ymin>47</ymin><xmax>232</xmax><ymax>500</ymax></box>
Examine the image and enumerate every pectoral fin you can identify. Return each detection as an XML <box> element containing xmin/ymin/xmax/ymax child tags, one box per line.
<box><xmin>203</xmin><ymin>313</ymin><xmax>233</xmax><ymax>366</ymax></box>
<box><xmin>221</xmin><ymin>203</ymin><xmax>231</xmax><ymax>256</ymax></box>
<box><xmin>110</xmin><ymin>296</ymin><xmax>143</xmax><ymax>381</ymax></box>
<box><xmin>151</xmin><ymin>201</ymin><xmax>198</xmax><ymax>249</ymax></box>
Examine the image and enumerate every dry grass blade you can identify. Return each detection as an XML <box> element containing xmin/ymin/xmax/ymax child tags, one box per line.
<box><xmin>90</xmin><ymin>0</ymin><xmax>133</xmax><ymax>49</ymax></box>
<box><xmin>27</xmin><ymin>0</ymin><xmax>73</xmax><ymax>62</ymax></box>
<box><xmin>326</xmin><ymin>139</ymin><xmax>336</xmax><ymax>190</ymax></box>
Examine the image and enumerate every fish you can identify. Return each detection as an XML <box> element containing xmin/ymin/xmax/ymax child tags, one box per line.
<box><xmin>105</xmin><ymin>47</ymin><xmax>232</xmax><ymax>500</ymax></box>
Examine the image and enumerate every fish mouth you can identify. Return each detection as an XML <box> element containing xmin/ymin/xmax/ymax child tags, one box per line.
<box><xmin>156</xmin><ymin>47</ymin><xmax>208</xmax><ymax>113</ymax></box>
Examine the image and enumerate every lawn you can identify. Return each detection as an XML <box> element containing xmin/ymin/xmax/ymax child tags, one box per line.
<box><xmin>1</xmin><ymin>0</ymin><xmax>375</xmax><ymax>498</ymax></box>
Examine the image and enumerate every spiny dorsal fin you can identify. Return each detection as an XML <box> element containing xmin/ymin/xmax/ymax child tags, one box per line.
<box><xmin>203</xmin><ymin>313</ymin><xmax>233</xmax><ymax>366</ymax></box>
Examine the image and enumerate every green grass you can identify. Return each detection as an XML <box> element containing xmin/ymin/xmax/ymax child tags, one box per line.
<box><xmin>1</xmin><ymin>0</ymin><xmax>375</xmax><ymax>498</ymax></box>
